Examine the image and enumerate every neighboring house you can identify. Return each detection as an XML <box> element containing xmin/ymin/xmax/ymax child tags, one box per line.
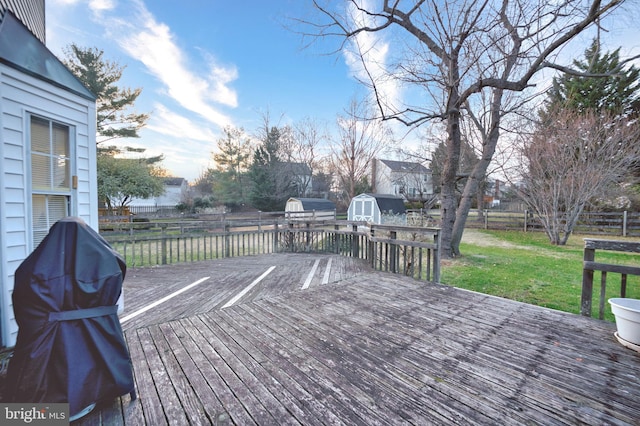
<box><xmin>371</xmin><ymin>159</ymin><xmax>433</xmax><ymax>202</ymax></box>
<box><xmin>0</xmin><ymin>5</ymin><xmax>98</xmax><ymax>347</ymax></box>
<box><xmin>347</xmin><ymin>193</ymin><xmax>407</xmax><ymax>225</ymax></box>
<box><xmin>129</xmin><ymin>177</ymin><xmax>188</xmax><ymax>209</ymax></box>
<box><xmin>282</xmin><ymin>162</ymin><xmax>313</xmax><ymax>197</ymax></box>
<box><xmin>485</xmin><ymin>178</ymin><xmax>504</xmax><ymax>208</ymax></box>
<box><xmin>157</xmin><ymin>177</ymin><xmax>188</xmax><ymax>205</ymax></box>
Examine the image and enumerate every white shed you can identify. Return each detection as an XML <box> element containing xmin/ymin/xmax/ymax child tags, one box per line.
<box><xmin>347</xmin><ymin>193</ymin><xmax>407</xmax><ymax>225</ymax></box>
<box><xmin>0</xmin><ymin>12</ymin><xmax>98</xmax><ymax>347</ymax></box>
<box><xmin>285</xmin><ymin>197</ymin><xmax>336</xmax><ymax>220</ymax></box>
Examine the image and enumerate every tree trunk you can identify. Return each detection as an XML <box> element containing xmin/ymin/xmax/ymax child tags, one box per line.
<box><xmin>440</xmin><ymin>78</ymin><xmax>462</xmax><ymax>258</ymax></box>
<box><xmin>450</xmin><ymin>88</ymin><xmax>505</xmax><ymax>256</ymax></box>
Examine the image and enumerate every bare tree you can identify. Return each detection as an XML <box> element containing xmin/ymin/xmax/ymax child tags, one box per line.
<box><xmin>287</xmin><ymin>117</ymin><xmax>329</xmax><ymax>196</ymax></box>
<box><xmin>305</xmin><ymin>0</ymin><xmax>629</xmax><ymax>257</ymax></box>
<box><xmin>331</xmin><ymin>97</ymin><xmax>392</xmax><ymax>201</ymax></box>
<box><xmin>518</xmin><ymin>109</ymin><xmax>640</xmax><ymax>245</ymax></box>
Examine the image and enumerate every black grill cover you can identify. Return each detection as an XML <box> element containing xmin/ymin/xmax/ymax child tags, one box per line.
<box><xmin>5</xmin><ymin>217</ymin><xmax>135</xmax><ymax>418</ymax></box>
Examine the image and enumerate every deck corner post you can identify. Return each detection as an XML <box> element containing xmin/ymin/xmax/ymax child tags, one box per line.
<box><xmin>433</xmin><ymin>230</ymin><xmax>441</xmax><ymax>283</ymax></box>
<box><xmin>369</xmin><ymin>227</ymin><xmax>376</xmax><ymax>267</ymax></box>
<box><xmin>390</xmin><ymin>230</ymin><xmax>398</xmax><ymax>273</ymax></box>
<box><xmin>581</xmin><ymin>242</ymin><xmax>595</xmax><ymax>317</ymax></box>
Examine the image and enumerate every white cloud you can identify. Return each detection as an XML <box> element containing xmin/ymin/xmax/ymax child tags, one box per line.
<box><xmin>342</xmin><ymin>1</ymin><xmax>402</xmax><ymax>114</ymax></box>
<box><xmin>89</xmin><ymin>0</ymin><xmax>116</xmax><ymax>12</ymax></box>
<box><xmin>146</xmin><ymin>103</ymin><xmax>218</xmax><ymax>142</ymax></box>
<box><xmin>101</xmin><ymin>0</ymin><xmax>237</xmax><ymax>128</ymax></box>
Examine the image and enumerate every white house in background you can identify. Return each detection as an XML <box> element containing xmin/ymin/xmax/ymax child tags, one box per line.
<box><xmin>0</xmin><ymin>5</ymin><xmax>98</xmax><ymax>347</ymax></box>
<box><xmin>157</xmin><ymin>177</ymin><xmax>188</xmax><ymax>205</ymax></box>
<box><xmin>129</xmin><ymin>177</ymin><xmax>189</xmax><ymax>208</ymax></box>
<box><xmin>282</xmin><ymin>162</ymin><xmax>313</xmax><ymax>197</ymax></box>
<box><xmin>371</xmin><ymin>159</ymin><xmax>433</xmax><ymax>202</ymax></box>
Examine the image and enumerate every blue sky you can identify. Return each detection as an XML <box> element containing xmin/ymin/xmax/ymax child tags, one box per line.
<box><xmin>46</xmin><ymin>0</ymin><xmax>367</xmax><ymax>181</ymax></box>
<box><xmin>45</xmin><ymin>0</ymin><xmax>640</xmax><ymax>182</ymax></box>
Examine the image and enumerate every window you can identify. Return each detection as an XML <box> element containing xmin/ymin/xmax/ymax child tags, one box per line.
<box><xmin>30</xmin><ymin>116</ymin><xmax>72</xmax><ymax>247</ymax></box>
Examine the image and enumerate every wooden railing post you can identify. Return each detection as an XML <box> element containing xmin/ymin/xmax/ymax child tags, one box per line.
<box><xmin>581</xmin><ymin>244</ymin><xmax>595</xmax><ymax>317</ymax></box>
<box><xmin>273</xmin><ymin>221</ymin><xmax>279</xmax><ymax>252</ymax></box>
<box><xmin>390</xmin><ymin>230</ymin><xmax>397</xmax><ymax>273</ymax></box>
<box><xmin>288</xmin><ymin>222</ymin><xmax>295</xmax><ymax>252</ymax></box>
<box><xmin>352</xmin><ymin>224</ymin><xmax>359</xmax><ymax>258</ymax></box>
<box><xmin>369</xmin><ymin>227</ymin><xmax>375</xmax><ymax>268</ymax></box>
<box><xmin>224</xmin><ymin>223</ymin><xmax>230</xmax><ymax>258</ymax></box>
<box><xmin>433</xmin><ymin>230</ymin><xmax>441</xmax><ymax>283</ymax></box>
<box><xmin>160</xmin><ymin>223</ymin><xmax>168</xmax><ymax>265</ymax></box>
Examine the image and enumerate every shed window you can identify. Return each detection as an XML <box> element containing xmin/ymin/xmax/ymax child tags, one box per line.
<box><xmin>363</xmin><ymin>200</ymin><xmax>373</xmax><ymax>216</ymax></box>
<box><xmin>30</xmin><ymin>116</ymin><xmax>72</xmax><ymax>248</ymax></box>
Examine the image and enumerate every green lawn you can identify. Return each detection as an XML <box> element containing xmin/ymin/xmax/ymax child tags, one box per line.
<box><xmin>441</xmin><ymin>230</ymin><xmax>640</xmax><ymax>321</ymax></box>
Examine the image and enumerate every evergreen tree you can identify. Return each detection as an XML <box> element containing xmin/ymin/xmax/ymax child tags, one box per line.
<box><xmin>63</xmin><ymin>44</ymin><xmax>163</xmax><ymax>211</ymax></box>
<box><xmin>249</xmin><ymin>145</ymin><xmax>278</xmax><ymax>211</ymax></box>
<box><xmin>544</xmin><ymin>39</ymin><xmax>640</xmax><ymax>117</ymax></box>
<box><xmin>212</xmin><ymin>126</ymin><xmax>252</xmax><ymax>207</ymax></box>
<box><xmin>249</xmin><ymin>126</ymin><xmax>296</xmax><ymax>211</ymax></box>
<box><xmin>62</xmin><ymin>44</ymin><xmax>149</xmax><ymax>144</ymax></box>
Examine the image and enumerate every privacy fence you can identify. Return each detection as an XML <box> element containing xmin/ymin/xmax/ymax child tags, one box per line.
<box><xmin>100</xmin><ymin>220</ymin><xmax>441</xmax><ymax>283</ymax></box>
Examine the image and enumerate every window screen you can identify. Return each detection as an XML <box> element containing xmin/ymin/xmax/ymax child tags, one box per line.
<box><xmin>30</xmin><ymin>116</ymin><xmax>71</xmax><ymax>248</ymax></box>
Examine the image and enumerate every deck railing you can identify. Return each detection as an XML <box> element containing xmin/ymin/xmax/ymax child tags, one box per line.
<box><xmin>580</xmin><ymin>238</ymin><xmax>640</xmax><ymax>318</ymax></box>
<box><xmin>101</xmin><ymin>220</ymin><xmax>441</xmax><ymax>283</ymax></box>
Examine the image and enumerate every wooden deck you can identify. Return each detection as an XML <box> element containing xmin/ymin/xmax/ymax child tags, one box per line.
<box><xmin>75</xmin><ymin>253</ymin><xmax>640</xmax><ymax>425</ymax></box>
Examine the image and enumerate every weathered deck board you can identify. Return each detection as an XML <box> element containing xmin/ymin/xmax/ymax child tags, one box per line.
<box><xmin>75</xmin><ymin>254</ymin><xmax>640</xmax><ymax>425</ymax></box>
<box><xmin>120</xmin><ymin>254</ymin><xmax>371</xmax><ymax>331</ymax></box>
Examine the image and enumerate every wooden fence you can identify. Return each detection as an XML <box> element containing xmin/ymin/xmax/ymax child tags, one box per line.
<box><xmin>101</xmin><ymin>220</ymin><xmax>441</xmax><ymax>283</ymax></box>
<box><xmin>410</xmin><ymin>209</ymin><xmax>640</xmax><ymax>237</ymax></box>
<box><xmin>581</xmin><ymin>238</ymin><xmax>640</xmax><ymax>319</ymax></box>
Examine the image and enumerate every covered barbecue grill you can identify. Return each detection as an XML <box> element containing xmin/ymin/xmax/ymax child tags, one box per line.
<box><xmin>5</xmin><ymin>217</ymin><xmax>135</xmax><ymax>420</ymax></box>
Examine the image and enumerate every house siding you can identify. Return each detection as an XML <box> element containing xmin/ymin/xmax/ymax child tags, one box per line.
<box><xmin>0</xmin><ymin>0</ymin><xmax>45</xmax><ymax>44</ymax></box>
<box><xmin>373</xmin><ymin>159</ymin><xmax>433</xmax><ymax>200</ymax></box>
<box><xmin>0</xmin><ymin>65</ymin><xmax>97</xmax><ymax>347</ymax></box>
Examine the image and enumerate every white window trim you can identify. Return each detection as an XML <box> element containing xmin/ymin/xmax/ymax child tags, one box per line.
<box><xmin>26</xmin><ymin>112</ymin><xmax>76</xmax><ymax>250</ymax></box>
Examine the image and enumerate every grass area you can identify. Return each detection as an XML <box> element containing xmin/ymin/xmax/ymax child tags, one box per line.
<box><xmin>441</xmin><ymin>230</ymin><xmax>640</xmax><ymax>322</ymax></box>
